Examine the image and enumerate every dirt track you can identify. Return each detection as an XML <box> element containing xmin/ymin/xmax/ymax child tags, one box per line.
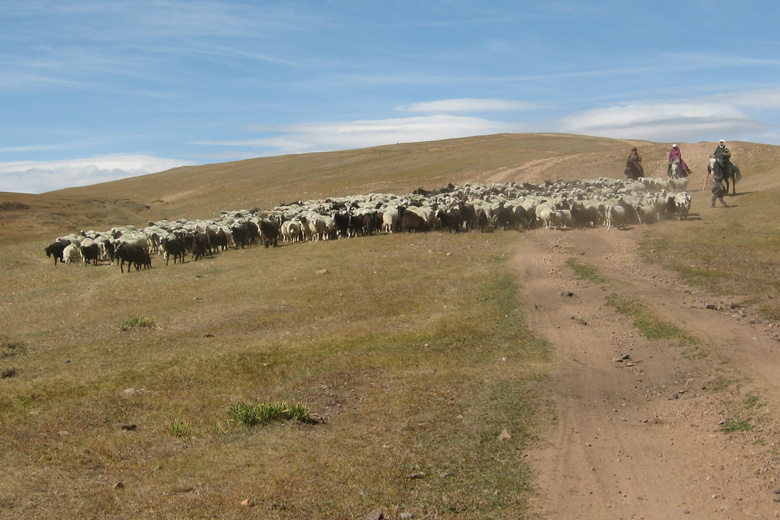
<box><xmin>515</xmin><ymin>178</ymin><xmax>780</xmax><ymax>519</ymax></box>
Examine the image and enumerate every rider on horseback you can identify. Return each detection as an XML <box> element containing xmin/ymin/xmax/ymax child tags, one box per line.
<box><xmin>667</xmin><ymin>143</ymin><xmax>690</xmax><ymax>178</ymax></box>
<box><xmin>624</xmin><ymin>146</ymin><xmax>643</xmax><ymax>180</ymax></box>
<box><xmin>714</xmin><ymin>139</ymin><xmax>731</xmax><ymax>172</ymax></box>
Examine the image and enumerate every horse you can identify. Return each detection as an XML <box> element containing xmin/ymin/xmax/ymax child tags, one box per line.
<box><xmin>669</xmin><ymin>158</ymin><xmax>682</xmax><ymax>179</ymax></box>
<box><xmin>708</xmin><ymin>157</ymin><xmax>742</xmax><ymax>195</ymax></box>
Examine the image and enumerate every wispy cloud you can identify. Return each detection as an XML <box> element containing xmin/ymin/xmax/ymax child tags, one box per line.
<box><xmin>724</xmin><ymin>87</ymin><xmax>780</xmax><ymax>109</ymax></box>
<box><xmin>554</xmin><ymin>90</ymin><xmax>778</xmax><ymax>142</ymax></box>
<box><xmin>205</xmin><ymin>115</ymin><xmax>528</xmax><ymax>155</ymax></box>
<box><xmin>396</xmin><ymin>98</ymin><xmax>540</xmax><ymax>113</ymax></box>
<box><xmin>0</xmin><ymin>155</ymin><xmax>193</xmax><ymax>194</ymax></box>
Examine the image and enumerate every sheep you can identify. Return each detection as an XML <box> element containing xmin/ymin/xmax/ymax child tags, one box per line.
<box><xmin>307</xmin><ymin>215</ymin><xmax>329</xmax><ymax>242</ymax></box>
<box><xmin>45</xmin><ymin>241</ymin><xmax>67</xmax><ymax>266</ymax></box>
<box><xmin>282</xmin><ymin>220</ymin><xmax>303</xmax><ymax>243</ymax></box>
<box><xmin>114</xmin><ymin>243</ymin><xmax>151</xmax><ymax>273</ymax></box>
<box><xmin>401</xmin><ymin>210</ymin><xmax>427</xmax><ymax>232</ymax></box>
<box><xmin>669</xmin><ymin>192</ymin><xmax>692</xmax><ymax>220</ymax></box>
<box><xmin>160</xmin><ymin>236</ymin><xmax>187</xmax><ymax>265</ymax></box>
<box><xmin>46</xmin><ymin>176</ymin><xmax>698</xmax><ymax>274</ymax></box>
<box><xmin>80</xmin><ymin>243</ymin><xmax>101</xmax><ymax>266</ymax></box>
<box><xmin>259</xmin><ymin>219</ymin><xmax>280</xmax><ymax>247</ymax></box>
<box><xmin>606</xmin><ymin>204</ymin><xmax>628</xmax><ymax>230</ymax></box>
<box><xmin>668</xmin><ymin>177</ymin><xmax>689</xmax><ymax>192</ymax></box>
<box><xmin>536</xmin><ymin>205</ymin><xmax>557</xmax><ymax>230</ymax></box>
<box><xmin>382</xmin><ymin>208</ymin><xmax>400</xmax><ymax>233</ymax></box>
<box><xmin>634</xmin><ymin>203</ymin><xmax>657</xmax><ymax>225</ymax></box>
<box><xmin>62</xmin><ymin>243</ymin><xmax>81</xmax><ymax>264</ymax></box>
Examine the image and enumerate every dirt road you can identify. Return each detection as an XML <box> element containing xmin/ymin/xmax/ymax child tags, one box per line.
<box><xmin>515</xmin><ymin>184</ymin><xmax>780</xmax><ymax>519</ymax></box>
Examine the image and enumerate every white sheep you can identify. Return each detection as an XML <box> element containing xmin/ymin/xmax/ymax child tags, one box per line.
<box><xmin>62</xmin><ymin>243</ymin><xmax>81</xmax><ymax>264</ymax></box>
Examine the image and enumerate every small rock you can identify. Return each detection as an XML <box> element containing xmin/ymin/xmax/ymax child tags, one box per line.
<box><xmin>668</xmin><ymin>393</ymin><xmax>679</xmax><ymax>400</ymax></box>
<box><xmin>315</xmin><ymin>269</ymin><xmax>329</xmax><ymax>275</ymax></box>
<box><xmin>364</xmin><ymin>509</ymin><xmax>384</xmax><ymax>520</ymax></box>
<box><xmin>240</xmin><ymin>498</ymin><xmax>255</xmax><ymax>507</ymax></box>
<box><xmin>400</xmin><ymin>513</ymin><xmax>413</xmax><ymax>520</ymax></box>
<box><xmin>614</xmin><ymin>354</ymin><xmax>630</xmax><ymax>362</ymax></box>
<box><xmin>302</xmin><ymin>413</ymin><xmax>325</xmax><ymax>424</ymax></box>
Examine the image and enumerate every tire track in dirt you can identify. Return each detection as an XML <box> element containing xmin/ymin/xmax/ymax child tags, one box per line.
<box><xmin>513</xmin><ymin>220</ymin><xmax>780</xmax><ymax>519</ymax></box>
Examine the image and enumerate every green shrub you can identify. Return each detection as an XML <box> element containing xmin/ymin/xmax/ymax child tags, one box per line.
<box><xmin>228</xmin><ymin>401</ymin><xmax>310</xmax><ymax>427</ymax></box>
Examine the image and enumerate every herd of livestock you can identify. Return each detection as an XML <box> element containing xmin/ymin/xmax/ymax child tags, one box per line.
<box><xmin>44</xmin><ymin>175</ymin><xmax>693</xmax><ymax>272</ymax></box>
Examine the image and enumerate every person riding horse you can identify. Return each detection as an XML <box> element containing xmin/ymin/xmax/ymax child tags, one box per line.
<box><xmin>624</xmin><ymin>147</ymin><xmax>643</xmax><ymax>180</ymax></box>
<box><xmin>714</xmin><ymin>139</ymin><xmax>732</xmax><ymax>173</ymax></box>
<box><xmin>667</xmin><ymin>143</ymin><xmax>690</xmax><ymax>178</ymax></box>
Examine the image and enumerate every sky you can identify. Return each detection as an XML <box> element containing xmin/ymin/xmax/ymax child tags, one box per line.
<box><xmin>2</xmin><ymin>1</ymin><xmax>780</xmax><ymax>194</ymax></box>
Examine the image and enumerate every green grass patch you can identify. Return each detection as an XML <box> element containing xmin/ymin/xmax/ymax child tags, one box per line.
<box><xmin>227</xmin><ymin>401</ymin><xmax>311</xmax><ymax>428</ymax></box>
<box><xmin>119</xmin><ymin>315</ymin><xmax>157</xmax><ymax>332</ymax></box>
<box><xmin>720</xmin><ymin>416</ymin><xmax>753</xmax><ymax>433</ymax></box>
<box><xmin>169</xmin><ymin>417</ymin><xmax>192</xmax><ymax>439</ymax></box>
<box><xmin>566</xmin><ymin>257</ymin><xmax>608</xmax><ymax>284</ymax></box>
<box><xmin>605</xmin><ymin>293</ymin><xmax>701</xmax><ymax>351</ymax></box>
<box><xmin>709</xmin><ymin>376</ymin><xmax>735</xmax><ymax>392</ymax></box>
<box><xmin>743</xmin><ymin>393</ymin><xmax>766</xmax><ymax>411</ymax></box>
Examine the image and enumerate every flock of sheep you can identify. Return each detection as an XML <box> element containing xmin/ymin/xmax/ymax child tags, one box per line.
<box><xmin>44</xmin><ymin>175</ymin><xmax>692</xmax><ymax>272</ymax></box>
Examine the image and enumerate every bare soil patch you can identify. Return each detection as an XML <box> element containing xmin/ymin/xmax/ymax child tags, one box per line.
<box><xmin>516</xmin><ymin>186</ymin><xmax>780</xmax><ymax>519</ymax></box>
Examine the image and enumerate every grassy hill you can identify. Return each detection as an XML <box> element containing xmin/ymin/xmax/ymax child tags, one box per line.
<box><xmin>2</xmin><ymin>133</ymin><xmax>780</xmax><ymax>519</ymax></box>
<box><xmin>6</xmin><ymin>133</ymin><xmax>778</xmax><ymax>243</ymax></box>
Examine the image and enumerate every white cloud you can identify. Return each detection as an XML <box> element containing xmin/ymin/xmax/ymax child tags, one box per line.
<box><xmin>0</xmin><ymin>155</ymin><xmax>194</xmax><ymax>194</ymax></box>
<box><xmin>724</xmin><ymin>87</ymin><xmax>780</xmax><ymax>110</ymax></box>
<box><xmin>554</xmin><ymin>97</ymin><xmax>773</xmax><ymax>143</ymax></box>
<box><xmin>396</xmin><ymin>98</ymin><xmax>539</xmax><ymax>113</ymax></box>
<box><xmin>207</xmin><ymin>115</ymin><xmax>529</xmax><ymax>155</ymax></box>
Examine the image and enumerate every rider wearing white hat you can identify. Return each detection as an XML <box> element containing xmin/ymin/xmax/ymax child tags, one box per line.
<box><xmin>667</xmin><ymin>143</ymin><xmax>689</xmax><ymax>177</ymax></box>
<box><xmin>714</xmin><ymin>140</ymin><xmax>731</xmax><ymax>168</ymax></box>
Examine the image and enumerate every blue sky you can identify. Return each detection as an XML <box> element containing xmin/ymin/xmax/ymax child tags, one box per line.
<box><xmin>2</xmin><ymin>1</ymin><xmax>780</xmax><ymax>193</ymax></box>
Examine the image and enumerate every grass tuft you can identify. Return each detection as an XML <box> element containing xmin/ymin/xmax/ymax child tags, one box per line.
<box><xmin>720</xmin><ymin>416</ymin><xmax>752</xmax><ymax>433</ymax></box>
<box><xmin>605</xmin><ymin>293</ymin><xmax>701</xmax><ymax>352</ymax></box>
<box><xmin>120</xmin><ymin>315</ymin><xmax>157</xmax><ymax>332</ymax></box>
<box><xmin>566</xmin><ymin>257</ymin><xmax>608</xmax><ymax>284</ymax></box>
<box><xmin>227</xmin><ymin>401</ymin><xmax>311</xmax><ymax>428</ymax></box>
<box><xmin>169</xmin><ymin>417</ymin><xmax>191</xmax><ymax>439</ymax></box>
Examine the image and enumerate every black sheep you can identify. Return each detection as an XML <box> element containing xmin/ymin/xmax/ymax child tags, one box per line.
<box><xmin>44</xmin><ymin>241</ymin><xmax>67</xmax><ymax>266</ymax></box>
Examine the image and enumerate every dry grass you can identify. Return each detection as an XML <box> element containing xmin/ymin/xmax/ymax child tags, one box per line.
<box><xmin>3</xmin><ymin>133</ymin><xmax>780</xmax><ymax>518</ymax></box>
<box><xmin>0</xmin><ymin>229</ymin><xmax>550</xmax><ymax>519</ymax></box>
<box><xmin>640</xmin><ymin>183</ymin><xmax>780</xmax><ymax>322</ymax></box>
